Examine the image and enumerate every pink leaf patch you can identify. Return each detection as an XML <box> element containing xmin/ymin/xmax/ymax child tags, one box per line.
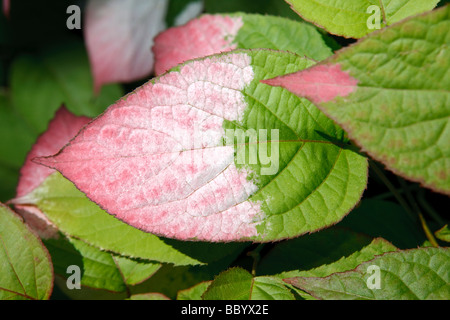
<box><xmin>13</xmin><ymin>107</ymin><xmax>91</xmax><ymax>239</ymax></box>
<box><xmin>85</xmin><ymin>0</ymin><xmax>169</xmax><ymax>92</ymax></box>
<box><xmin>262</xmin><ymin>64</ymin><xmax>358</xmax><ymax>104</ymax></box>
<box><xmin>153</xmin><ymin>15</ymin><xmax>243</xmax><ymax>76</ymax></box>
<box><xmin>35</xmin><ymin>53</ymin><xmax>264</xmax><ymax>242</ymax></box>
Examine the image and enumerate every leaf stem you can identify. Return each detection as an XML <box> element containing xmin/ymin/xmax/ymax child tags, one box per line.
<box><xmin>247</xmin><ymin>244</ymin><xmax>265</xmax><ymax>277</ymax></box>
<box><xmin>369</xmin><ymin>160</ymin><xmax>416</xmax><ymax>222</ymax></box>
<box><xmin>397</xmin><ymin>178</ymin><xmax>439</xmax><ymax>248</ymax></box>
<box><xmin>417</xmin><ymin>189</ymin><xmax>445</xmax><ymax>226</ymax></box>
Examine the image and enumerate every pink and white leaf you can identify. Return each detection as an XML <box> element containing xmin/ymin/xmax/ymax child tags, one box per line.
<box><xmin>85</xmin><ymin>0</ymin><xmax>169</xmax><ymax>92</ymax></box>
<box><xmin>35</xmin><ymin>54</ymin><xmax>265</xmax><ymax>242</ymax></box>
<box><xmin>153</xmin><ymin>14</ymin><xmax>243</xmax><ymax>76</ymax></box>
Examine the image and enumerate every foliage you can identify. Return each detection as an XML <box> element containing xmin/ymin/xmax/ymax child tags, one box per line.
<box><xmin>0</xmin><ymin>0</ymin><xmax>448</xmax><ymax>301</ymax></box>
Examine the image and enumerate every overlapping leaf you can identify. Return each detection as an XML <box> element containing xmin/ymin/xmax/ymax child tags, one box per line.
<box><xmin>202</xmin><ymin>268</ymin><xmax>294</xmax><ymax>300</ymax></box>
<box><xmin>0</xmin><ymin>204</ymin><xmax>53</xmax><ymax>300</ymax></box>
<box><xmin>45</xmin><ymin>237</ymin><xmax>160</xmax><ymax>292</ymax></box>
<box><xmin>264</xmin><ymin>6</ymin><xmax>450</xmax><ymax>194</ymax></box>
<box><xmin>85</xmin><ymin>0</ymin><xmax>169</xmax><ymax>91</ymax></box>
<box><xmin>285</xmin><ymin>0</ymin><xmax>440</xmax><ymax>38</ymax></box>
<box><xmin>153</xmin><ymin>13</ymin><xmax>333</xmax><ymax>75</ymax></box>
<box><xmin>34</xmin><ymin>49</ymin><xmax>368</xmax><ymax>242</ymax></box>
<box><xmin>286</xmin><ymin>248</ymin><xmax>450</xmax><ymax>300</ymax></box>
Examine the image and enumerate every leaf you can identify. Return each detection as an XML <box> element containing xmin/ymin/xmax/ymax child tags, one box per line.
<box><xmin>45</xmin><ymin>237</ymin><xmax>127</xmax><ymax>293</ymax></box>
<box><xmin>35</xmin><ymin>49</ymin><xmax>368</xmax><ymax>242</ymax></box>
<box><xmin>202</xmin><ymin>268</ymin><xmax>295</xmax><ymax>300</ymax></box>
<box><xmin>0</xmin><ymin>203</ymin><xmax>53</xmax><ymax>300</ymax></box>
<box><xmin>10</xmin><ymin>43</ymin><xmax>123</xmax><ymax>134</ymax></box>
<box><xmin>286</xmin><ymin>248</ymin><xmax>450</xmax><ymax>300</ymax></box>
<box><xmin>285</xmin><ymin>0</ymin><xmax>440</xmax><ymax>38</ymax></box>
<box><xmin>177</xmin><ymin>281</ymin><xmax>212</xmax><ymax>300</ymax></box>
<box><xmin>339</xmin><ymin>200</ymin><xmax>425</xmax><ymax>249</ymax></box>
<box><xmin>153</xmin><ymin>13</ymin><xmax>333</xmax><ymax>75</ymax></box>
<box><xmin>128</xmin><ymin>293</ymin><xmax>170</xmax><ymax>300</ymax></box>
<box><xmin>13</xmin><ymin>107</ymin><xmax>90</xmax><ymax>239</ymax></box>
<box><xmin>257</xmin><ymin>228</ymin><xmax>396</xmax><ymax>276</ymax></box>
<box><xmin>112</xmin><ymin>255</ymin><xmax>161</xmax><ymax>286</ymax></box>
<box><xmin>85</xmin><ymin>0</ymin><xmax>169</xmax><ymax>92</ymax></box>
<box><xmin>264</xmin><ymin>6</ymin><xmax>450</xmax><ymax>194</ymax></box>
<box><xmin>435</xmin><ymin>225</ymin><xmax>450</xmax><ymax>243</ymax></box>
<box><xmin>16</xmin><ymin>172</ymin><xmax>246</xmax><ymax>266</ymax></box>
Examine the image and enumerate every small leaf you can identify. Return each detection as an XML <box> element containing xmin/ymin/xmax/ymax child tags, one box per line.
<box><xmin>435</xmin><ymin>225</ymin><xmax>450</xmax><ymax>243</ymax></box>
<box><xmin>153</xmin><ymin>13</ymin><xmax>333</xmax><ymax>75</ymax></box>
<box><xmin>286</xmin><ymin>248</ymin><xmax>450</xmax><ymax>300</ymax></box>
<box><xmin>264</xmin><ymin>6</ymin><xmax>450</xmax><ymax>194</ymax></box>
<box><xmin>35</xmin><ymin>49</ymin><xmax>368</xmax><ymax>242</ymax></box>
<box><xmin>202</xmin><ymin>268</ymin><xmax>295</xmax><ymax>300</ymax></box>
<box><xmin>285</xmin><ymin>0</ymin><xmax>440</xmax><ymax>38</ymax></box>
<box><xmin>177</xmin><ymin>281</ymin><xmax>212</xmax><ymax>300</ymax></box>
<box><xmin>85</xmin><ymin>0</ymin><xmax>169</xmax><ymax>91</ymax></box>
<box><xmin>0</xmin><ymin>203</ymin><xmax>53</xmax><ymax>300</ymax></box>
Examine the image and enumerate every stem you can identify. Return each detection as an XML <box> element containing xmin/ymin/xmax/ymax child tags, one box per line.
<box><xmin>247</xmin><ymin>244</ymin><xmax>265</xmax><ymax>276</ymax></box>
<box><xmin>398</xmin><ymin>178</ymin><xmax>439</xmax><ymax>248</ymax></box>
<box><xmin>369</xmin><ymin>160</ymin><xmax>416</xmax><ymax>222</ymax></box>
<box><xmin>417</xmin><ymin>189</ymin><xmax>445</xmax><ymax>226</ymax></box>
<box><xmin>372</xmin><ymin>184</ymin><xmax>419</xmax><ymax>201</ymax></box>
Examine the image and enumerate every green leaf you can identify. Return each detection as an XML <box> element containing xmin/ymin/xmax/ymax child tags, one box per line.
<box><xmin>0</xmin><ymin>203</ymin><xmax>53</xmax><ymax>300</ymax></box>
<box><xmin>285</xmin><ymin>0</ymin><xmax>440</xmax><ymax>38</ymax></box>
<box><xmin>19</xmin><ymin>172</ymin><xmax>246</xmax><ymax>266</ymax></box>
<box><xmin>286</xmin><ymin>248</ymin><xmax>450</xmax><ymax>300</ymax></box>
<box><xmin>10</xmin><ymin>42</ymin><xmax>123</xmax><ymax>134</ymax></box>
<box><xmin>203</xmin><ymin>268</ymin><xmax>295</xmax><ymax>300</ymax></box>
<box><xmin>177</xmin><ymin>281</ymin><xmax>212</xmax><ymax>300</ymax></box>
<box><xmin>44</xmin><ymin>237</ymin><xmax>127</xmax><ymax>293</ymax></box>
<box><xmin>112</xmin><ymin>255</ymin><xmax>161</xmax><ymax>286</ymax></box>
<box><xmin>435</xmin><ymin>225</ymin><xmax>450</xmax><ymax>242</ymax></box>
<box><xmin>339</xmin><ymin>200</ymin><xmax>425</xmax><ymax>249</ymax></box>
<box><xmin>128</xmin><ymin>293</ymin><xmax>170</xmax><ymax>300</ymax></box>
<box><xmin>280</xmin><ymin>238</ymin><xmax>397</xmax><ymax>279</ymax></box>
<box><xmin>258</xmin><ymin>228</ymin><xmax>384</xmax><ymax>275</ymax></box>
<box><xmin>265</xmin><ymin>6</ymin><xmax>450</xmax><ymax>194</ymax></box>
<box><xmin>234</xmin><ymin>13</ymin><xmax>333</xmax><ymax>61</ymax></box>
